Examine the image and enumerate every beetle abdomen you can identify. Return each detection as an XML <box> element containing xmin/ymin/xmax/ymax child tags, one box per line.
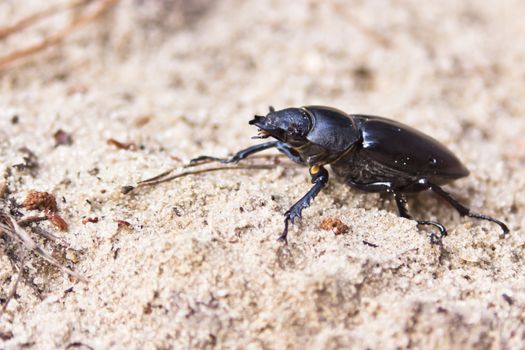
<box><xmin>354</xmin><ymin>115</ymin><xmax>469</xmax><ymax>182</ymax></box>
<box><xmin>331</xmin><ymin>148</ymin><xmax>415</xmax><ymax>186</ymax></box>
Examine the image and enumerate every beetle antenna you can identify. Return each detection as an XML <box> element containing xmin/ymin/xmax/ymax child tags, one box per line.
<box><xmin>122</xmin><ymin>164</ymin><xmax>274</xmax><ymax>193</ymax></box>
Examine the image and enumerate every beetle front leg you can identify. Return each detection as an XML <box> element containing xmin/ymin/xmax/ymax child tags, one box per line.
<box><xmin>275</xmin><ymin>142</ymin><xmax>305</xmax><ymax>165</ymax></box>
<box><xmin>394</xmin><ymin>192</ymin><xmax>447</xmax><ymax>244</ymax></box>
<box><xmin>190</xmin><ymin>141</ymin><xmax>279</xmax><ymax>165</ymax></box>
<box><xmin>278</xmin><ymin>165</ymin><xmax>329</xmax><ymax>243</ymax></box>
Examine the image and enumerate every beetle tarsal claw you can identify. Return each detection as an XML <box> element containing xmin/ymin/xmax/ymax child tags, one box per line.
<box><xmin>429</xmin><ymin>233</ymin><xmax>444</xmax><ymax>246</ymax></box>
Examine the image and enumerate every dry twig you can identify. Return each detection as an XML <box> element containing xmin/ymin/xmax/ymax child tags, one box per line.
<box><xmin>0</xmin><ymin>1</ymin><xmax>89</xmax><ymax>40</ymax></box>
<box><xmin>0</xmin><ymin>0</ymin><xmax>119</xmax><ymax>70</ymax></box>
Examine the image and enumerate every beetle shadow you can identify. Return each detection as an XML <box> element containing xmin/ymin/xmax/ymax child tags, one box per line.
<box><xmin>329</xmin><ymin>177</ymin><xmax>468</xmax><ymax>233</ymax></box>
<box><xmin>392</xmin><ymin>190</ymin><xmax>464</xmax><ymax>229</ymax></box>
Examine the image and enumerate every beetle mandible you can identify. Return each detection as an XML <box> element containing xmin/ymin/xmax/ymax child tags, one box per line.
<box><xmin>191</xmin><ymin>106</ymin><xmax>509</xmax><ymax>243</ymax></box>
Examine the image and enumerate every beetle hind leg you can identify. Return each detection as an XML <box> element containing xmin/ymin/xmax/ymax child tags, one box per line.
<box><xmin>428</xmin><ymin>183</ymin><xmax>509</xmax><ymax>235</ymax></box>
<box><xmin>394</xmin><ymin>192</ymin><xmax>447</xmax><ymax>244</ymax></box>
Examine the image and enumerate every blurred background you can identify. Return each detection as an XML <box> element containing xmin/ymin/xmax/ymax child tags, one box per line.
<box><xmin>2</xmin><ymin>0</ymin><xmax>524</xmax><ymax>167</ymax></box>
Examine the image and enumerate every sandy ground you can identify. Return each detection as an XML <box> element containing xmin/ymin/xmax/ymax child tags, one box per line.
<box><xmin>1</xmin><ymin>0</ymin><xmax>525</xmax><ymax>349</ymax></box>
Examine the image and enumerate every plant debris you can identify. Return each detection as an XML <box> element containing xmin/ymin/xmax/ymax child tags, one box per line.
<box><xmin>66</xmin><ymin>83</ymin><xmax>89</xmax><ymax>95</ymax></box>
<box><xmin>82</xmin><ymin>217</ymin><xmax>99</xmax><ymax>224</ymax></box>
<box><xmin>16</xmin><ymin>215</ymin><xmax>48</xmax><ymax>227</ymax></box>
<box><xmin>116</xmin><ymin>220</ymin><xmax>132</xmax><ymax>229</ymax></box>
<box><xmin>12</xmin><ymin>147</ymin><xmax>39</xmax><ymax>173</ymax></box>
<box><xmin>319</xmin><ymin>218</ymin><xmax>350</xmax><ymax>235</ymax></box>
<box><xmin>0</xmin><ymin>0</ymin><xmax>120</xmax><ymax>70</ymax></box>
<box><xmin>362</xmin><ymin>240</ymin><xmax>379</xmax><ymax>248</ymax></box>
<box><xmin>44</xmin><ymin>210</ymin><xmax>68</xmax><ymax>231</ymax></box>
<box><xmin>0</xmin><ymin>181</ymin><xmax>7</xmax><ymax>198</ymax></box>
<box><xmin>21</xmin><ymin>191</ymin><xmax>69</xmax><ymax>230</ymax></box>
<box><xmin>502</xmin><ymin>293</ymin><xmax>513</xmax><ymax>305</ymax></box>
<box><xmin>0</xmin><ymin>330</ymin><xmax>14</xmax><ymax>341</ymax></box>
<box><xmin>107</xmin><ymin>138</ymin><xmax>137</xmax><ymax>151</ymax></box>
<box><xmin>65</xmin><ymin>341</ymin><xmax>95</xmax><ymax>350</ymax></box>
<box><xmin>53</xmin><ymin>129</ymin><xmax>73</xmax><ymax>146</ymax></box>
<box><xmin>0</xmin><ymin>210</ymin><xmax>82</xmax><ymax>280</ymax></box>
<box><xmin>22</xmin><ymin>191</ymin><xmax>58</xmax><ymax>212</ymax></box>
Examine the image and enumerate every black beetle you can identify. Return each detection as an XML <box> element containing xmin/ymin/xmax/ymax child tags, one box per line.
<box><xmin>191</xmin><ymin>106</ymin><xmax>509</xmax><ymax>243</ymax></box>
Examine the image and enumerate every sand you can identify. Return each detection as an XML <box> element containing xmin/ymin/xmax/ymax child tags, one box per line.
<box><xmin>1</xmin><ymin>0</ymin><xmax>524</xmax><ymax>349</ymax></box>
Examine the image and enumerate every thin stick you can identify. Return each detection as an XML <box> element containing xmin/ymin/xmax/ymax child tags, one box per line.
<box><xmin>16</xmin><ymin>215</ymin><xmax>47</xmax><ymax>227</ymax></box>
<box><xmin>0</xmin><ymin>0</ymin><xmax>119</xmax><ymax>70</ymax></box>
<box><xmin>0</xmin><ymin>0</ymin><xmax>90</xmax><ymax>40</ymax></box>
<box><xmin>138</xmin><ymin>167</ymin><xmax>179</xmax><ymax>184</ymax></box>
<box><xmin>32</xmin><ymin>226</ymin><xmax>70</xmax><ymax>247</ymax></box>
<box><xmin>16</xmin><ymin>216</ymin><xmax>70</xmax><ymax>245</ymax></box>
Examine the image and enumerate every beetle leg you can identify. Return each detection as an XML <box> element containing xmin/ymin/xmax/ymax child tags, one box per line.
<box><xmin>278</xmin><ymin>165</ymin><xmax>329</xmax><ymax>243</ymax></box>
<box><xmin>428</xmin><ymin>182</ymin><xmax>509</xmax><ymax>235</ymax></box>
<box><xmin>190</xmin><ymin>141</ymin><xmax>279</xmax><ymax>165</ymax></box>
<box><xmin>393</xmin><ymin>192</ymin><xmax>411</xmax><ymax>217</ymax></box>
<box><xmin>394</xmin><ymin>192</ymin><xmax>447</xmax><ymax>244</ymax></box>
<box><xmin>275</xmin><ymin>142</ymin><xmax>305</xmax><ymax>164</ymax></box>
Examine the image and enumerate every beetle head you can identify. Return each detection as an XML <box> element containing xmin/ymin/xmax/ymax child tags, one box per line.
<box><xmin>249</xmin><ymin>108</ymin><xmax>311</xmax><ymax>146</ymax></box>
